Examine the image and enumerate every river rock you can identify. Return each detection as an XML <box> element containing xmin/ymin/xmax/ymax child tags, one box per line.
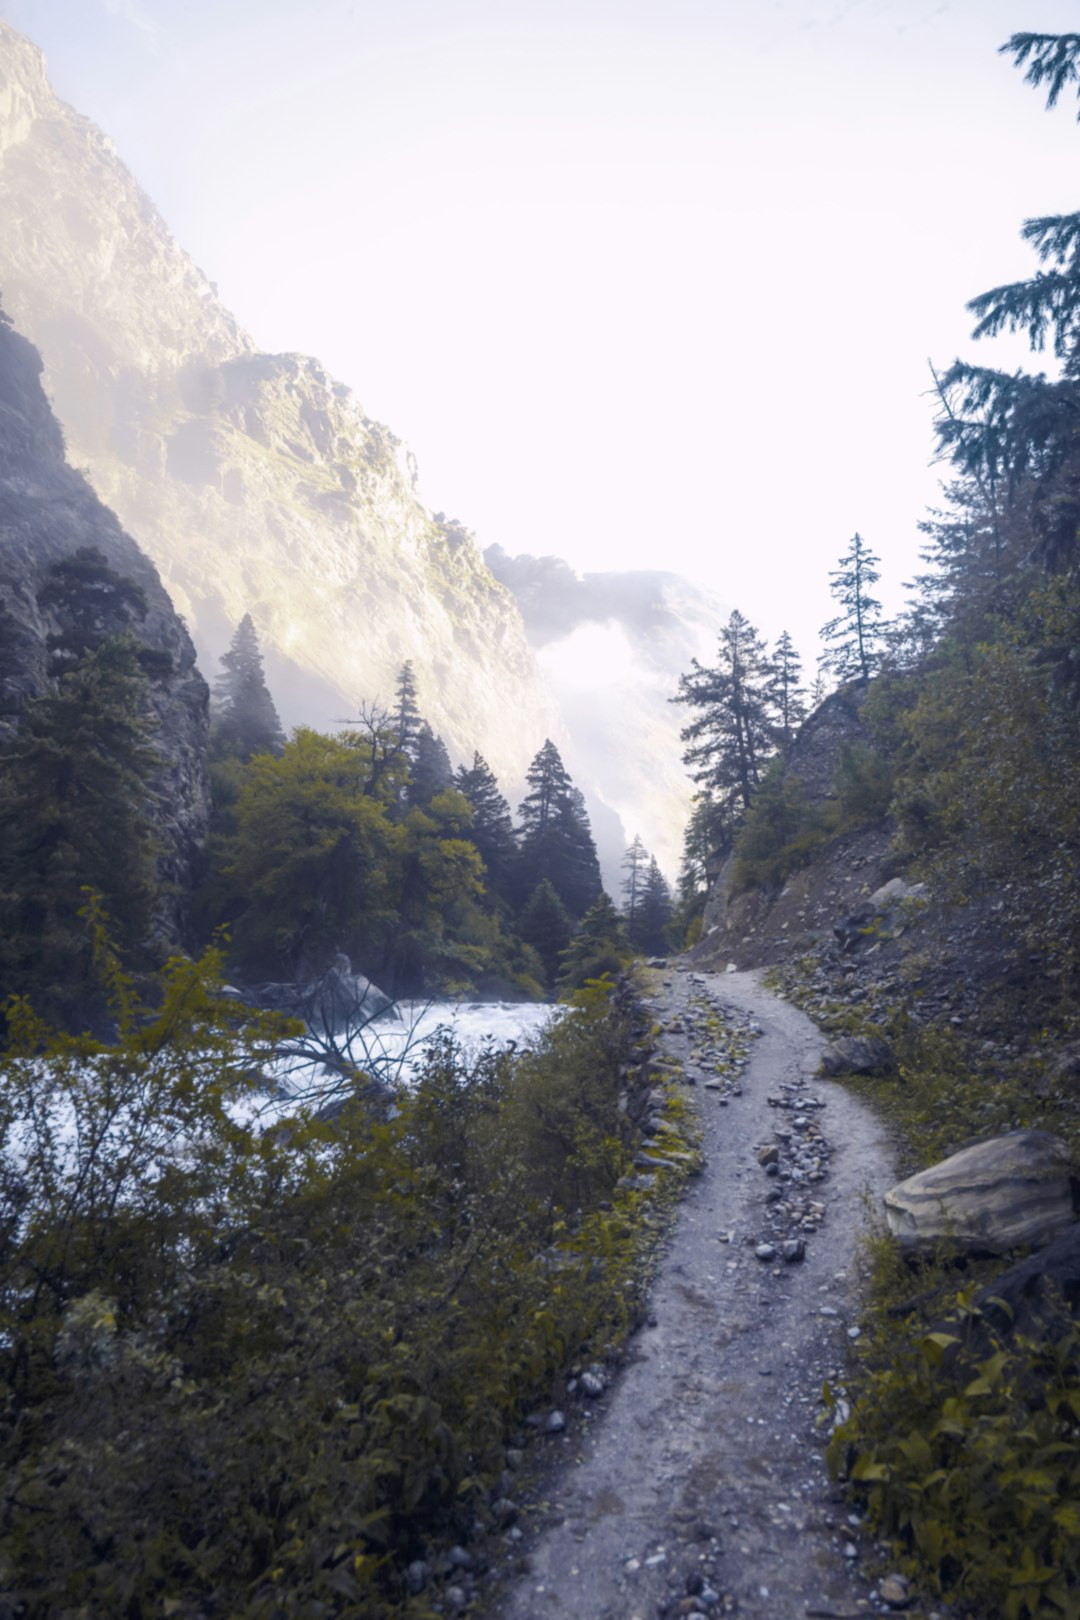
<box><xmin>819</xmin><ymin>1036</ymin><xmax>895</xmax><ymax>1077</ymax></box>
<box><xmin>884</xmin><ymin>1130</ymin><xmax>1078</xmax><ymax>1256</ymax></box>
<box><xmin>239</xmin><ymin>957</ymin><xmax>397</xmax><ymax>1033</ymax></box>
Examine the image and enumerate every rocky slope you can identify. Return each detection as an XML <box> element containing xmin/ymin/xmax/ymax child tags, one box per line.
<box><xmin>0</xmin><ymin>305</ymin><xmax>208</xmax><ymax>944</ymax></box>
<box><xmin>0</xmin><ymin>20</ymin><xmax>560</xmax><ymax>790</ymax></box>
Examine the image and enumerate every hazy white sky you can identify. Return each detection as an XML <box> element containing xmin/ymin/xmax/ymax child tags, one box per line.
<box><xmin>3</xmin><ymin>0</ymin><xmax>1079</xmax><ymax>670</ymax></box>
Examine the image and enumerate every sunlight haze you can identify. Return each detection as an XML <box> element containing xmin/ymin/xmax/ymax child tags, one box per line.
<box><xmin>2</xmin><ymin>0</ymin><xmax>1078</xmax><ymax>668</ymax></box>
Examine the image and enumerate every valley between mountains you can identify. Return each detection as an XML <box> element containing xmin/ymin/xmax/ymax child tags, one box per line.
<box><xmin>482</xmin><ymin>966</ymin><xmax>898</xmax><ymax>1620</ymax></box>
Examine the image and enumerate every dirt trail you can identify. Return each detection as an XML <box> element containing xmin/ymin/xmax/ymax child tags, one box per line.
<box><xmin>488</xmin><ymin>965</ymin><xmax>896</xmax><ymax>1620</ymax></box>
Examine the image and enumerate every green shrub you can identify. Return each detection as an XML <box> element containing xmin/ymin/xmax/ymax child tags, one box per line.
<box><xmin>830</xmin><ymin>1293</ymin><xmax>1080</xmax><ymax>1619</ymax></box>
<box><xmin>0</xmin><ymin>931</ymin><xmax>688</xmax><ymax>1617</ymax></box>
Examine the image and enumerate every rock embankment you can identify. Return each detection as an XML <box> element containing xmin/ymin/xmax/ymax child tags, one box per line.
<box><xmin>482</xmin><ymin>965</ymin><xmax>898</xmax><ymax>1620</ymax></box>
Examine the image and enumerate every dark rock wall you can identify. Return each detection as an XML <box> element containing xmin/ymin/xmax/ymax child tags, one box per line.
<box><xmin>0</xmin><ymin>311</ymin><xmax>209</xmax><ymax>949</ymax></box>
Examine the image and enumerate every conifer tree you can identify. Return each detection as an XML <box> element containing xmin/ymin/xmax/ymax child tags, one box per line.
<box><xmin>393</xmin><ymin>661</ymin><xmax>422</xmax><ymax>759</ymax></box>
<box><xmin>932</xmin><ymin>34</ymin><xmax>1080</xmax><ymax>571</ymax></box>
<box><xmin>454</xmin><ymin>752</ymin><xmax>518</xmax><ymax>899</ymax></box>
<box><xmin>213</xmin><ymin>613</ymin><xmax>285</xmax><ymax>760</ymax></box>
<box><xmin>637</xmin><ymin>856</ymin><xmax>673</xmax><ymax>955</ymax></box>
<box><xmin>556</xmin><ymin>892</ymin><xmax>629</xmax><ymax>992</ymax></box>
<box><xmin>672</xmin><ymin>609</ymin><xmax>775</xmax><ymax>830</ymax></box>
<box><xmin>620</xmin><ymin>834</ymin><xmax>647</xmax><ymax>941</ymax></box>
<box><xmin>820</xmin><ymin>534</ymin><xmax>885</xmax><ymax>682</ymax></box>
<box><xmin>519</xmin><ymin>878</ymin><xmax>574</xmax><ymax>992</ymax></box>
<box><xmin>0</xmin><ymin>638</ymin><xmax>160</xmax><ymax>1021</ymax></box>
<box><xmin>407</xmin><ymin>722</ymin><xmax>454</xmax><ymax>808</ymax></box>
<box><xmin>768</xmin><ymin>631</ymin><xmax>806</xmax><ymax>749</ymax></box>
<box><xmin>516</xmin><ymin>740</ymin><xmax>603</xmax><ymax>919</ymax></box>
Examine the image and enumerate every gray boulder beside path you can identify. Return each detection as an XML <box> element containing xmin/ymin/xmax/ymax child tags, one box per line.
<box><xmin>884</xmin><ymin>1129</ymin><xmax>1078</xmax><ymax>1257</ymax></box>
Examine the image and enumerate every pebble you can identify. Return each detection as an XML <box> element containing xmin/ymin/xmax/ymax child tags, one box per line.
<box><xmin>544</xmin><ymin>1410</ymin><xmax>566</xmax><ymax>1433</ymax></box>
<box><xmin>755</xmin><ymin>1243</ymin><xmax>777</xmax><ymax>1262</ymax></box>
<box><xmin>880</xmin><ymin>1572</ymin><xmax>913</xmax><ymax>1609</ymax></box>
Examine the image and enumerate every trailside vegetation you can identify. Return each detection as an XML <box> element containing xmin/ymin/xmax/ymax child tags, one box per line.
<box><xmin>673</xmin><ymin>33</ymin><xmax>1080</xmax><ymax>1615</ymax></box>
<box><xmin>0</xmin><ymin>925</ymin><xmax>695</xmax><ymax>1618</ymax></box>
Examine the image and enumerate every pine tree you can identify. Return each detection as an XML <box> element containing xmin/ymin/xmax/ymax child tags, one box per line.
<box><xmin>637</xmin><ymin>856</ymin><xmax>673</xmax><ymax>956</ymax></box>
<box><xmin>556</xmin><ymin>892</ymin><xmax>629</xmax><ymax>993</ymax></box>
<box><xmin>620</xmin><ymin>834</ymin><xmax>647</xmax><ymax>941</ymax></box>
<box><xmin>213</xmin><ymin>614</ymin><xmax>285</xmax><ymax>760</ymax></box>
<box><xmin>820</xmin><ymin>534</ymin><xmax>885</xmax><ymax>682</ymax></box>
<box><xmin>0</xmin><ymin>638</ymin><xmax>160</xmax><ymax>1022</ymax></box>
<box><xmin>516</xmin><ymin>740</ymin><xmax>603</xmax><ymax>918</ymax></box>
<box><xmin>454</xmin><ymin>752</ymin><xmax>518</xmax><ymax>900</ymax></box>
<box><xmin>672</xmin><ymin>609</ymin><xmax>776</xmax><ymax>830</ymax></box>
<box><xmin>518</xmin><ymin>878</ymin><xmax>574</xmax><ymax>992</ymax></box>
<box><xmin>768</xmin><ymin>631</ymin><xmax>806</xmax><ymax>749</ymax></box>
<box><xmin>407</xmin><ymin>723</ymin><xmax>453</xmax><ymax>808</ymax></box>
<box><xmin>393</xmin><ymin>661</ymin><xmax>422</xmax><ymax>759</ymax></box>
<box><xmin>931</xmin><ymin>34</ymin><xmax>1080</xmax><ymax>571</ymax></box>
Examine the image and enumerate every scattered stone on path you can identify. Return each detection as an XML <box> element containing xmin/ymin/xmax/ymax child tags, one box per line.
<box><xmin>880</xmin><ymin>1571</ymin><xmax>912</xmax><ymax>1608</ymax></box>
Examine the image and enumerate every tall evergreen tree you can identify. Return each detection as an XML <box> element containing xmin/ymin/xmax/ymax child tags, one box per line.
<box><xmin>672</xmin><ymin>609</ymin><xmax>775</xmax><ymax>831</ymax></box>
<box><xmin>213</xmin><ymin>614</ymin><xmax>285</xmax><ymax>760</ymax></box>
<box><xmin>637</xmin><ymin>856</ymin><xmax>673</xmax><ymax>956</ymax></box>
<box><xmin>407</xmin><ymin>722</ymin><xmax>454</xmax><ymax>808</ymax></box>
<box><xmin>0</xmin><ymin>638</ymin><xmax>160</xmax><ymax>1022</ymax></box>
<box><xmin>768</xmin><ymin>630</ymin><xmax>806</xmax><ymax>749</ymax></box>
<box><xmin>454</xmin><ymin>752</ymin><xmax>518</xmax><ymax>900</ymax></box>
<box><xmin>820</xmin><ymin>534</ymin><xmax>885</xmax><ymax>682</ymax></box>
<box><xmin>621</xmin><ymin>834</ymin><xmax>647</xmax><ymax>940</ymax></box>
<box><xmin>518</xmin><ymin>878</ymin><xmax>574</xmax><ymax>992</ymax></box>
<box><xmin>393</xmin><ymin>661</ymin><xmax>422</xmax><ymax>759</ymax></box>
<box><xmin>931</xmin><ymin>34</ymin><xmax>1080</xmax><ymax>573</ymax></box>
<box><xmin>516</xmin><ymin>740</ymin><xmax>603</xmax><ymax>919</ymax></box>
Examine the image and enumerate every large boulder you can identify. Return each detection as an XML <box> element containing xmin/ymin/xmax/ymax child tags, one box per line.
<box><xmin>819</xmin><ymin>1035</ymin><xmax>895</xmax><ymax>1077</ymax></box>
<box><xmin>884</xmin><ymin>1130</ymin><xmax>1078</xmax><ymax>1257</ymax></box>
<box><xmin>238</xmin><ymin>958</ymin><xmax>398</xmax><ymax>1034</ymax></box>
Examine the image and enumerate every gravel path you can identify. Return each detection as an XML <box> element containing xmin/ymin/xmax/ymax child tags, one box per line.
<box><xmin>487</xmin><ymin>964</ymin><xmax>897</xmax><ymax>1620</ymax></box>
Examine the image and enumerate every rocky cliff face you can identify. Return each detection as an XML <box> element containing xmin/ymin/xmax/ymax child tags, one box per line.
<box><xmin>0</xmin><ymin>21</ymin><xmax>560</xmax><ymax>786</ymax></box>
<box><xmin>0</xmin><ymin>306</ymin><xmax>209</xmax><ymax>944</ymax></box>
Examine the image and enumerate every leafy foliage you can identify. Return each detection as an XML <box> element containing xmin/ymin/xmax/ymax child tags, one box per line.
<box><xmin>557</xmin><ymin>894</ymin><xmax>632</xmax><ymax>992</ymax></box>
<box><xmin>0</xmin><ymin>945</ymin><xmax>687</xmax><ymax>1619</ymax></box>
<box><xmin>830</xmin><ymin>1292</ymin><xmax>1080</xmax><ymax>1620</ymax></box>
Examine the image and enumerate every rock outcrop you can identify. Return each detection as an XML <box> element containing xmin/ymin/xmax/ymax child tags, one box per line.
<box><xmin>0</xmin><ymin>21</ymin><xmax>560</xmax><ymax>790</ymax></box>
<box><xmin>883</xmin><ymin>1130</ymin><xmax>1078</xmax><ymax>1257</ymax></box>
<box><xmin>0</xmin><ymin>305</ymin><xmax>209</xmax><ymax>944</ymax></box>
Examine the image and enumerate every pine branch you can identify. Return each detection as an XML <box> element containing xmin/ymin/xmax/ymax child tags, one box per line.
<box><xmin>1000</xmin><ymin>33</ymin><xmax>1080</xmax><ymax>115</ymax></box>
<box><xmin>1021</xmin><ymin>212</ymin><xmax>1080</xmax><ymax>266</ymax></box>
<box><xmin>967</xmin><ymin>270</ymin><xmax>1080</xmax><ymax>356</ymax></box>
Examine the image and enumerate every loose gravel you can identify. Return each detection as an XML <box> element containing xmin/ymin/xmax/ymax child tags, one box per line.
<box><xmin>481</xmin><ymin>965</ymin><xmax>901</xmax><ymax>1620</ymax></box>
